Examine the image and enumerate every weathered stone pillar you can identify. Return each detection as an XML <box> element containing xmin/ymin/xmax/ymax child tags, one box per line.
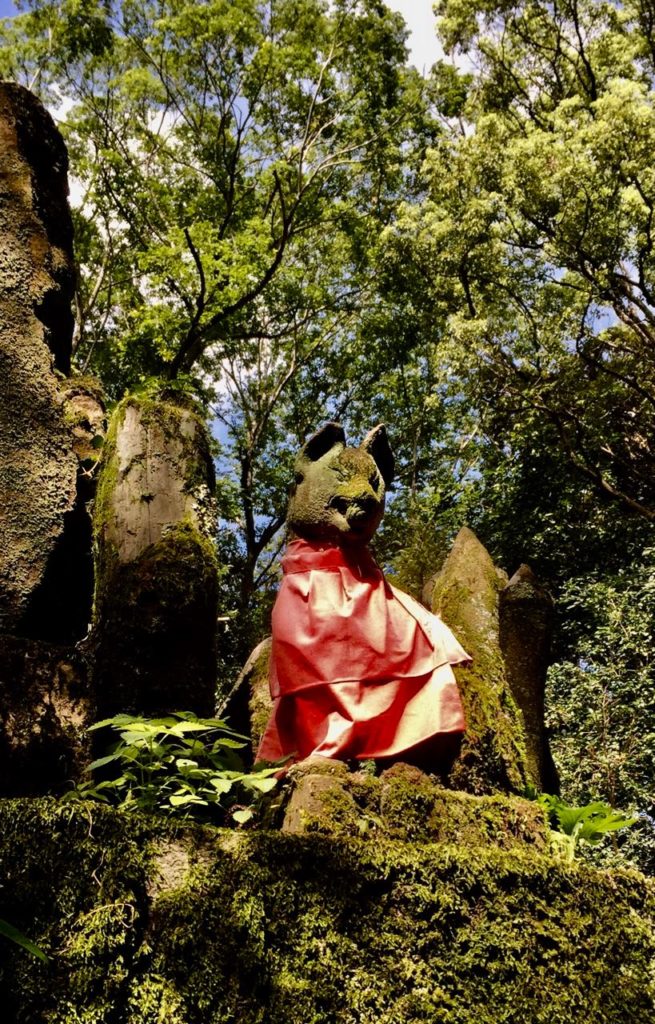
<box><xmin>0</xmin><ymin>82</ymin><xmax>82</xmax><ymax>641</ymax></box>
<box><xmin>431</xmin><ymin>527</ymin><xmax>532</xmax><ymax>794</ymax></box>
<box><xmin>0</xmin><ymin>83</ymin><xmax>98</xmax><ymax>791</ymax></box>
<box><xmin>499</xmin><ymin>564</ymin><xmax>558</xmax><ymax>792</ymax></box>
<box><xmin>93</xmin><ymin>396</ymin><xmax>219</xmax><ymax>716</ymax></box>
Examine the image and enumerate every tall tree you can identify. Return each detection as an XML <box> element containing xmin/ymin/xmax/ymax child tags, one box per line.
<box><xmin>381</xmin><ymin>0</ymin><xmax>655</xmax><ymax>565</ymax></box>
<box><xmin>0</xmin><ymin>0</ymin><xmax>437</xmax><ymax>661</ymax></box>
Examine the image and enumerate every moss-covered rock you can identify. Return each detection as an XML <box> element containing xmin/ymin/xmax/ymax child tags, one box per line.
<box><xmin>432</xmin><ymin>528</ymin><xmax>531</xmax><ymax>795</ymax></box>
<box><xmin>93</xmin><ymin>396</ymin><xmax>219</xmax><ymax>716</ymax></box>
<box><xmin>216</xmin><ymin>638</ymin><xmax>273</xmax><ymax>761</ymax></box>
<box><xmin>0</xmin><ymin>799</ymin><xmax>653</xmax><ymax>1023</ymax></box>
<box><xmin>279</xmin><ymin>761</ymin><xmax>549</xmax><ymax>849</ymax></box>
<box><xmin>248</xmin><ymin>638</ymin><xmax>273</xmax><ymax>754</ymax></box>
<box><xmin>59</xmin><ymin>375</ymin><xmax>107</xmax><ymax>479</ymax></box>
<box><xmin>499</xmin><ymin>565</ymin><xmax>559</xmax><ymax>793</ymax></box>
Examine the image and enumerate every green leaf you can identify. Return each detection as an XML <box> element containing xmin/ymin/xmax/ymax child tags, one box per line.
<box><xmin>209</xmin><ymin>777</ymin><xmax>233</xmax><ymax>795</ymax></box>
<box><xmin>88</xmin><ymin>714</ymin><xmax>136</xmax><ymax>731</ymax></box>
<box><xmin>88</xmin><ymin>753</ymin><xmax>122</xmax><ymax>771</ymax></box>
<box><xmin>241</xmin><ymin>776</ymin><xmax>278</xmax><ymax>794</ymax></box>
<box><xmin>0</xmin><ymin>919</ymin><xmax>48</xmax><ymax>962</ymax></box>
<box><xmin>232</xmin><ymin>808</ymin><xmax>254</xmax><ymax>825</ymax></box>
<box><xmin>168</xmin><ymin>794</ymin><xmax>206</xmax><ymax>807</ymax></box>
<box><xmin>168</xmin><ymin>722</ymin><xmax>214</xmax><ymax>735</ymax></box>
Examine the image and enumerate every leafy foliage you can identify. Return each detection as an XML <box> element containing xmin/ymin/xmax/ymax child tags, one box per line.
<box><xmin>535</xmin><ymin>792</ymin><xmax>637</xmax><ymax>863</ymax></box>
<box><xmin>545</xmin><ymin>547</ymin><xmax>655</xmax><ymax>872</ymax></box>
<box><xmin>378</xmin><ymin>0</ymin><xmax>655</xmax><ymax>591</ymax></box>
<box><xmin>63</xmin><ymin>712</ymin><xmax>283</xmax><ymax>826</ymax></box>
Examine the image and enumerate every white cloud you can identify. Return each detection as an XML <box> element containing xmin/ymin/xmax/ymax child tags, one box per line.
<box><xmin>385</xmin><ymin>0</ymin><xmax>444</xmax><ymax>74</ymax></box>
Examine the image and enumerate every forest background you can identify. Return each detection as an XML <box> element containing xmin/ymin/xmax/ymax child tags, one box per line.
<box><xmin>1</xmin><ymin>0</ymin><xmax>654</xmax><ymax>873</ymax></box>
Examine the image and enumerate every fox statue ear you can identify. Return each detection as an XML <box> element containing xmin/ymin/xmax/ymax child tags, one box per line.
<box><xmin>360</xmin><ymin>424</ymin><xmax>394</xmax><ymax>486</ymax></box>
<box><xmin>298</xmin><ymin>422</ymin><xmax>346</xmax><ymax>464</ymax></box>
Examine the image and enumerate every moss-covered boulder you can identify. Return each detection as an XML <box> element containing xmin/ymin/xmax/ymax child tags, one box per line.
<box><xmin>0</xmin><ymin>799</ymin><xmax>653</xmax><ymax>1023</ymax></box>
<box><xmin>279</xmin><ymin>760</ymin><xmax>549</xmax><ymax>849</ymax></box>
<box><xmin>432</xmin><ymin>528</ymin><xmax>531</xmax><ymax>795</ymax></box>
<box><xmin>93</xmin><ymin>396</ymin><xmax>219</xmax><ymax>716</ymax></box>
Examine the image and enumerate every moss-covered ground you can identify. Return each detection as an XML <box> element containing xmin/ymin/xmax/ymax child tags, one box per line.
<box><xmin>1</xmin><ymin>799</ymin><xmax>653</xmax><ymax>1023</ymax></box>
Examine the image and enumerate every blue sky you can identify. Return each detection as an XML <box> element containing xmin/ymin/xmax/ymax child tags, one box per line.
<box><xmin>0</xmin><ymin>1</ymin><xmax>17</xmax><ymax>16</ymax></box>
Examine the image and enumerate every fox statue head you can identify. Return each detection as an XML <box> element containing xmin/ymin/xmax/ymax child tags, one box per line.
<box><xmin>287</xmin><ymin>422</ymin><xmax>394</xmax><ymax>546</ymax></box>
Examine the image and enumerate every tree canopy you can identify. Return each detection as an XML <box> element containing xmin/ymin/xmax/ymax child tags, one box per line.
<box><xmin>382</xmin><ymin>0</ymin><xmax>655</xmax><ymax>550</ymax></box>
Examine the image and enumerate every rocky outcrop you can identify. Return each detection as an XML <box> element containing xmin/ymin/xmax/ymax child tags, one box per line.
<box><xmin>279</xmin><ymin>758</ymin><xmax>549</xmax><ymax>847</ymax></box>
<box><xmin>0</xmin><ymin>799</ymin><xmax>653</xmax><ymax>1023</ymax></box>
<box><xmin>0</xmin><ymin>85</ymin><xmax>101</xmax><ymax>793</ymax></box>
<box><xmin>432</xmin><ymin>527</ymin><xmax>532</xmax><ymax>794</ymax></box>
<box><xmin>93</xmin><ymin>395</ymin><xmax>220</xmax><ymax>716</ymax></box>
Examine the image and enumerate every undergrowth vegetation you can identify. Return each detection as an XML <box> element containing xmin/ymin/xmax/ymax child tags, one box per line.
<box><xmin>62</xmin><ymin>712</ymin><xmax>283</xmax><ymax>826</ymax></box>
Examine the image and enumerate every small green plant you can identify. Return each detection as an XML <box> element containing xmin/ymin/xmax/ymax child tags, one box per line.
<box><xmin>62</xmin><ymin>712</ymin><xmax>283</xmax><ymax>826</ymax></box>
<box><xmin>535</xmin><ymin>793</ymin><xmax>637</xmax><ymax>863</ymax></box>
<box><xmin>0</xmin><ymin>918</ymin><xmax>48</xmax><ymax>961</ymax></box>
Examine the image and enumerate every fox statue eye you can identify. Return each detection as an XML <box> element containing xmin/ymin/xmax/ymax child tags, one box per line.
<box><xmin>294</xmin><ymin>472</ymin><xmax>304</xmax><ymax>485</ymax></box>
<box><xmin>370</xmin><ymin>470</ymin><xmax>381</xmax><ymax>489</ymax></box>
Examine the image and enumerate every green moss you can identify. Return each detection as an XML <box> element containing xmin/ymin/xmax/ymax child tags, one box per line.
<box><xmin>433</xmin><ymin>552</ymin><xmax>531</xmax><ymax>796</ymax></box>
<box><xmin>378</xmin><ymin>764</ymin><xmax>548</xmax><ymax>849</ymax></box>
<box><xmin>59</xmin><ymin>373</ymin><xmax>106</xmax><ymax>407</ymax></box>
<box><xmin>284</xmin><ymin>764</ymin><xmax>548</xmax><ymax>850</ymax></box>
<box><xmin>93</xmin><ymin>396</ymin><xmax>214</xmax><ymax>563</ymax></box>
<box><xmin>248</xmin><ymin>641</ymin><xmax>273</xmax><ymax>754</ymax></box>
<box><xmin>0</xmin><ymin>799</ymin><xmax>653</xmax><ymax>1023</ymax></box>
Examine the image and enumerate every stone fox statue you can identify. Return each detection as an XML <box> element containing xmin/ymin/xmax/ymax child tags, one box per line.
<box><xmin>257</xmin><ymin>423</ymin><xmax>470</xmax><ymax>766</ymax></box>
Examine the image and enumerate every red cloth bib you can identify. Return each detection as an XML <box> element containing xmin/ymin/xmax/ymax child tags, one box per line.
<box><xmin>257</xmin><ymin>539</ymin><xmax>469</xmax><ymax>762</ymax></box>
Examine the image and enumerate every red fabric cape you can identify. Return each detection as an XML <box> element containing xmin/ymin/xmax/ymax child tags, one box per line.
<box><xmin>257</xmin><ymin>539</ymin><xmax>469</xmax><ymax>763</ymax></box>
